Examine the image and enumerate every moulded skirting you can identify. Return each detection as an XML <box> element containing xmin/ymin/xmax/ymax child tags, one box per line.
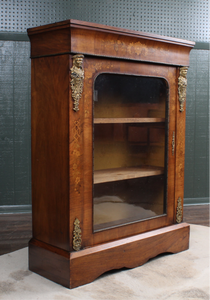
<box><xmin>0</xmin><ymin>205</ymin><xmax>32</xmax><ymax>214</ymax></box>
<box><xmin>184</xmin><ymin>197</ymin><xmax>209</xmax><ymax>205</ymax></box>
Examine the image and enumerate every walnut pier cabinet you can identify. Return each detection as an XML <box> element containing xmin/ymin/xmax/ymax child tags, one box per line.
<box><xmin>27</xmin><ymin>20</ymin><xmax>195</xmax><ymax>289</ymax></box>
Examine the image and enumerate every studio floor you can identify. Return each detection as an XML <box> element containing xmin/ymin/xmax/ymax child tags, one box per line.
<box><xmin>0</xmin><ymin>223</ymin><xmax>209</xmax><ymax>300</ymax></box>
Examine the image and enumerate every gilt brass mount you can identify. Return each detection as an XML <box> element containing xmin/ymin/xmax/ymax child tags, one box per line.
<box><xmin>73</xmin><ymin>218</ymin><xmax>82</xmax><ymax>251</ymax></box>
<box><xmin>178</xmin><ymin>66</ymin><xmax>188</xmax><ymax>112</ymax></box>
<box><xmin>176</xmin><ymin>197</ymin><xmax>183</xmax><ymax>223</ymax></box>
<box><xmin>70</xmin><ymin>54</ymin><xmax>84</xmax><ymax>112</ymax></box>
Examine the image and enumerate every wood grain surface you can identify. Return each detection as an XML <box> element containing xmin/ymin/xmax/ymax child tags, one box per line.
<box><xmin>94</xmin><ymin>117</ymin><xmax>165</xmax><ymax>123</ymax></box>
<box><xmin>28</xmin><ymin>223</ymin><xmax>190</xmax><ymax>288</ymax></box>
<box><xmin>31</xmin><ymin>55</ymin><xmax>70</xmax><ymax>251</ymax></box>
<box><xmin>94</xmin><ymin>166</ymin><xmax>164</xmax><ymax>184</ymax></box>
<box><xmin>28</xmin><ymin>19</ymin><xmax>195</xmax><ymax>66</ymax></box>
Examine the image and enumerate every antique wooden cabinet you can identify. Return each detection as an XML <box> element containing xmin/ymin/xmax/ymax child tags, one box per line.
<box><xmin>27</xmin><ymin>20</ymin><xmax>195</xmax><ymax>288</ymax></box>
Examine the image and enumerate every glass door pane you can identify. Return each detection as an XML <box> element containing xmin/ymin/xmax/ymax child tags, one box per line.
<box><xmin>93</xmin><ymin>73</ymin><xmax>168</xmax><ymax>232</ymax></box>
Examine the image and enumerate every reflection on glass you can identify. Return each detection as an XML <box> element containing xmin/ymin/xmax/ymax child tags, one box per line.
<box><xmin>93</xmin><ymin>74</ymin><xmax>168</xmax><ymax>232</ymax></box>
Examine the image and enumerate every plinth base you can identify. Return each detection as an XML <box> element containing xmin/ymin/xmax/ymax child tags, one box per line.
<box><xmin>29</xmin><ymin>222</ymin><xmax>190</xmax><ymax>289</ymax></box>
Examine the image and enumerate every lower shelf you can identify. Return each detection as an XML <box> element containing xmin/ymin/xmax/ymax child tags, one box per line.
<box><xmin>29</xmin><ymin>223</ymin><xmax>190</xmax><ymax>289</ymax></box>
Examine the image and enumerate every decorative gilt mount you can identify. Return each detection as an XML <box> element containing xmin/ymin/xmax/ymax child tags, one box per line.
<box><xmin>70</xmin><ymin>54</ymin><xmax>84</xmax><ymax>112</ymax></box>
<box><xmin>178</xmin><ymin>66</ymin><xmax>188</xmax><ymax>112</ymax></box>
<box><xmin>73</xmin><ymin>218</ymin><xmax>82</xmax><ymax>251</ymax></box>
<box><xmin>176</xmin><ymin>197</ymin><xmax>183</xmax><ymax>223</ymax></box>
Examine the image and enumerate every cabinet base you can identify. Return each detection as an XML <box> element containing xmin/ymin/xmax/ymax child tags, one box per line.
<box><xmin>29</xmin><ymin>223</ymin><xmax>190</xmax><ymax>289</ymax></box>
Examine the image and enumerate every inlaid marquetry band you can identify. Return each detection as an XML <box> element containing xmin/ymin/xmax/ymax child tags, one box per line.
<box><xmin>176</xmin><ymin>197</ymin><xmax>183</xmax><ymax>223</ymax></box>
<box><xmin>70</xmin><ymin>54</ymin><xmax>84</xmax><ymax>112</ymax></box>
<box><xmin>72</xmin><ymin>119</ymin><xmax>81</xmax><ymax>194</ymax></box>
<box><xmin>178</xmin><ymin>66</ymin><xmax>188</xmax><ymax>112</ymax></box>
<box><xmin>73</xmin><ymin>218</ymin><xmax>82</xmax><ymax>251</ymax></box>
<box><xmin>172</xmin><ymin>131</ymin><xmax>175</xmax><ymax>156</ymax></box>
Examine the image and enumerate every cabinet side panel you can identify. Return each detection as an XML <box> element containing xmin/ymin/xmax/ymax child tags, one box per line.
<box><xmin>31</xmin><ymin>55</ymin><xmax>70</xmax><ymax>250</ymax></box>
<box><xmin>29</xmin><ymin>27</ymin><xmax>70</xmax><ymax>58</ymax></box>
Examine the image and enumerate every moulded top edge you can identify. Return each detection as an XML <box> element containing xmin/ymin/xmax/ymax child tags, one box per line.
<box><xmin>27</xmin><ymin>19</ymin><xmax>195</xmax><ymax>48</ymax></box>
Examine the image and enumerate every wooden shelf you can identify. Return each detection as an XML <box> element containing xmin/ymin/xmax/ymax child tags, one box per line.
<box><xmin>94</xmin><ymin>118</ymin><xmax>165</xmax><ymax>124</ymax></box>
<box><xmin>94</xmin><ymin>166</ymin><xmax>164</xmax><ymax>184</ymax></box>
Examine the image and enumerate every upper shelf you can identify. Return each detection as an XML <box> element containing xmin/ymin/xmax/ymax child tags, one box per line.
<box><xmin>94</xmin><ymin>118</ymin><xmax>165</xmax><ymax>124</ymax></box>
<box><xmin>94</xmin><ymin>166</ymin><xmax>164</xmax><ymax>184</ymax></box>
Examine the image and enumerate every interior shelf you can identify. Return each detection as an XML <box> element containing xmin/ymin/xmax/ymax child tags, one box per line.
<box><xmin>94</xmin><ymin>166</ymin><xmax>164</xmax><ymax>184</ymax></box>
<box><xmin>94</xmin><ymin>118</ymin><xmax>165</xmax><ymax>124</ymax></box>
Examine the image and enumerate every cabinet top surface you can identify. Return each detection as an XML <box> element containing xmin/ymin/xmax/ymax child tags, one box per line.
<box><xmin>27</xmin><ymin>19</ymin><xmax>194</xmax><ymax>48</ymax></box>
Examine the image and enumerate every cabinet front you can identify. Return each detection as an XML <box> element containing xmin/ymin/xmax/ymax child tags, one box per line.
<box><xmin>82</xmin><ymin>57</ymin><xmax>176</xmax><ymax>246</ymax></box>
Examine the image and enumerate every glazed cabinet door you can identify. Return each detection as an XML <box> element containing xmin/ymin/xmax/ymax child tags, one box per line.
<box><xmin>82</xmin><ymin>57</ymin><xmax>177</xmax><ymax>247</ymax></box>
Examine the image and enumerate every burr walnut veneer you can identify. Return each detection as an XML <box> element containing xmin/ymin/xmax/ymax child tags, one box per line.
<box><xmin>27</xmin><ymin>19</ymin><xmax>195</xmax><ymax>288</ymax></box>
